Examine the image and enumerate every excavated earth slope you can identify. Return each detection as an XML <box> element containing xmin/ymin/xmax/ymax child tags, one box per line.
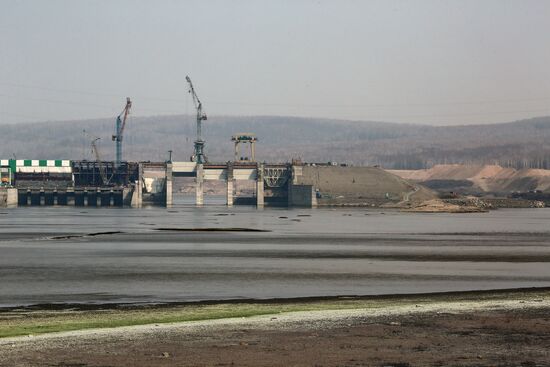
<box><xmin>389</xmin><ymin>164</ymin><xmax>550</xmax><ymax>193</ymax></box>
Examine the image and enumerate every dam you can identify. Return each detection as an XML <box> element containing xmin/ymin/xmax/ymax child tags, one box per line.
<box><xmin>0</xmin><ymin>158</ymin><xmax>426</xmax><ymax>208</ymax></box>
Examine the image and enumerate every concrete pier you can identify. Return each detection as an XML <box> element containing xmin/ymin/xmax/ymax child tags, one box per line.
<box><xmin>165</xmin><ymin>163</ymin><xmax>173</xmax><ymax>207</ymax></box>
<box><xmin>256</xmin><ymin>163</ymin><xmax>264</xmax><ymax>207</ymax></box>
<box><xmin>226</xmin><ymin>163</ymin><xmax>234</xmax><ymax>206</ymax></box>
<box><xmin>196</xmin><ymin>164</ymin><xmax>204</xmax><ymax>206</ymax></box>
<box><xmin>130</xmin><ymin>185</ymin><xmax>141</xmax><ymax>208</ymax></box>
<box><xmin>0</xmin><ymin>188</ymin><xmax>18</xmax><ymax>207</ymax></box>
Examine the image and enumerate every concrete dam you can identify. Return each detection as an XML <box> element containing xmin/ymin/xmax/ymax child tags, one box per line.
<box><xmin>0</xmin><ymin>159</ymin><xmax>428</xmax><ymax>208</ymax></box>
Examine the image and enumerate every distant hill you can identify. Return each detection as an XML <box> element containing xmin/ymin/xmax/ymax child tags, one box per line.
<box><xmin>2</xmin><ymin>115</ymin><xmax>550</xmax><ymax>169</ymax></box>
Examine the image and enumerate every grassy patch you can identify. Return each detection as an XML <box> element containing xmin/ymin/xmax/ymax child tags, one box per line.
<box><xmin>1</xmin><ymin>289</ymin><xmax>549</xmax><ymax>338</ymax></box>
<box><xmin>0</xmin><ymin>300</ymin><xmax>392</xmax><ymax>338</ymax></box>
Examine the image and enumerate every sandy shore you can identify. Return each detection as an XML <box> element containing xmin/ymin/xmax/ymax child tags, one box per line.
<box><xmin>1</xmin><ymin>289</ymin><xmax>550</xmax><ymax>366</ymax></box>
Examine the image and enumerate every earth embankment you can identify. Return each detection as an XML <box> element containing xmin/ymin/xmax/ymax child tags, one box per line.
<box><xmin>295</xmin><ymin>165</ymin><xmax>435</xmax><ymax>205</ymax></box>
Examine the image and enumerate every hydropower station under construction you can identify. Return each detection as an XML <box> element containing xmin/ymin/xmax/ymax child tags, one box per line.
<box><xmin>0</xmin><ymin>77</ymin><xmax>428</xmax><ymax>208</ymax></box>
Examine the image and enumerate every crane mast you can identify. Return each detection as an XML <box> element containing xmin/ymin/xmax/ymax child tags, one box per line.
<box><xmin>112</xmin><ymin>97</ymin><xmax>132</xmax><ymax>169</ymax></box>
<box><xmin>186</xmin><ymin>76</ymin><xmax>207</xmax><ymax>164</ymax></box>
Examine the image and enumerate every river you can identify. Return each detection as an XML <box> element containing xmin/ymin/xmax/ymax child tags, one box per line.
<box><xmin>1</xmin><ymin>202</ymin><xmax>550</xmax><ymax>307</ymax></box>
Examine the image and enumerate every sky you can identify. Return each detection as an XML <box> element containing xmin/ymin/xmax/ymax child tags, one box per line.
<box><xmin>1</xmin><ymin>0</ymin><xmax>550</xmax><ymax>125</ymax></box>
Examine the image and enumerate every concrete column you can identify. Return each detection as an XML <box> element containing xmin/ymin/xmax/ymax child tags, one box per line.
<box><xmin>131</xmin><ymin>164</ymin><xmax>143</xmax><ymax>208</ymax></box>
<box><xmin>96</xmin><ymin>190</ymin><xmax>102</xmax><ymax>207</ymax></box>
<box><xmin>109</xmin><ymin>190</ymin><xmax>115</xmax><ymax>206</ymax></box>
<box><xmin>130</xmin><ymin>183</ymin><xmax>142</xmax><ymax>208</ymax></box>
<box><xmin>226</xmin><ymin>163</ymin><xmax>234</xmax><ymax>206</ymax></box>
<box><xmin>83</xmin><ymin>190</ymin><xmax>88</xmax><ymax>207</ymax></box>
<box><xmin>256</xmin><ymin>163</ymin><xmax>264</xmax><ymax>208</ymax></box>
<box><xmin>196</xmin><ymin>164</ymin><xmax>204</xmax><ymax>206</ymax></box>
<box><xmin>165</xmin><ymin>163</ymin><xmax>173</xmax><ymax>207</ymax></box>
<box><xmin>53</xmin><ymin>191</ymin><xmax>58</xmax><ymax>206</ymax></box>
<box><xmin>27</xmin><ymin>190</ymin><xmax>31</xmax><ymax>206</ymax></box>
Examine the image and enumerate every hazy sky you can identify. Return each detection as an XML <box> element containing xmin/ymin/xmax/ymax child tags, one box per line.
<box><xmin>2</xmin><ymin>0</ymin><xmax>550</xmax><ymax>125</ymax></box>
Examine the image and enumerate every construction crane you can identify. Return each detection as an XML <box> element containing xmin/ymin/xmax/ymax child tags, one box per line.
<box><xmin>186</xmin><ymin>76</ymin><xmax>207</xmax><ymax>164</ymax></box>
<box><xmin>112</xmin><ymin>97</ymin><xmax>132</xmax><ymax>169</ymax></box>
<box><xmin>90</xmin><ymin>137</ymin><xmax>109</xmax><ymax>185</ymax></box>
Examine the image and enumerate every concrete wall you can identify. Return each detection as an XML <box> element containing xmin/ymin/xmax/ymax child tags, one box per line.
<box><xmin>288</xmin><ymin>184</ymin><xmax>316</xmax><ymax>207</ymax></box>
<box><xmin>0</xmin><ymin>188</ymin><xmax>18</xmax><ymax>207</ymax></box>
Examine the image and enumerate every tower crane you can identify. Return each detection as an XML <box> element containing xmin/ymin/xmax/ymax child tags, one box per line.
<box><xmin>186</xmin><ymin>76</ymin><xmax>207</xmax><ymax>164</ymax></box>
<box><xmin>112</xmin><ymin>97</ymin><xmax>132</xmax><ymax>169</ymax></box>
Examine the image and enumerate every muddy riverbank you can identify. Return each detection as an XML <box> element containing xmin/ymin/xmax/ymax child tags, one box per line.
<box><xmin>1</xmin><ymin>288</ymin><xmax>549</xmax><ymax>366</ymax></box>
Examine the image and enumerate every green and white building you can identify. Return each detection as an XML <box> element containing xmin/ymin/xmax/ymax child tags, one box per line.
<box><xmin>1</xmin><ymin>159</ymin><xmax>72</xmax><ymax>186</ymax></box>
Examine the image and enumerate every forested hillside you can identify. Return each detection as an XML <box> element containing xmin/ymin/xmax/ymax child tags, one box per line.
<box><xmin>2</xmin><ymin>115</ymin><xmax>550</xmax><ymax>169</ymax></box>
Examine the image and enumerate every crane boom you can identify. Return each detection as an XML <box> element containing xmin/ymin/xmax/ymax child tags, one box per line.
<box><xmin>118</xmin><ymin>97</ymin><xmax>132</xmax><ymax>139</ymax></box>
<box><xmin>186</xmin><ymin>76</ymin><xmax>207</xmax><ymax>164</ymax></box>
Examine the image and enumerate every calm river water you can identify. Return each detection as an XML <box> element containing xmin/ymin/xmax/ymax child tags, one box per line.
<box><xmin>1</xmin><ymin>201</ymin><xmax>550</xmax><ymax>307</ymax></box>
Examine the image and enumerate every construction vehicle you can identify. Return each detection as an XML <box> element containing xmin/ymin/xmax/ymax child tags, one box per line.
<box><xmin>112</xmin><ymin>97</ymin><xmax>132</xmax><ymax>169</ymax></box>
<box><xmin>186</xmin><ymin>76</ymin><xmax>207</xmax><ymax>164</ymax></box>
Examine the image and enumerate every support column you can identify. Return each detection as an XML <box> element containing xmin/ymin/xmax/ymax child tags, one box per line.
<box><xmin>287</xmin><ymin>164</ymin><xmax>298</xmax><ymax>207</ymax></box>
<box><xmin>131</xmin><ymin>165</ymin><xmax>143</xmax><ymax>208</ymax></box>
<box><xmin>39</xmin><ymin>189</ymin><xmax>45</xmax><ymax>206</ymax></box>
<box><xmin>165</xmin><ymin>163</ymin><xmax>173</xmax><ymax>207</ymax></box>
<box><xmin>109</xmin><ymin>190</ymin><xmax>114</xmax><ymax>206</ymax></box>
<box><xmin>27</xmin><ymin>190</ymin><xmax>31</xmax><ymax>206</ymax></box>
<box><xmin>256</xmin><ymin>163</ymin><xmax>264</xmax><ymax>208</ymax></box>
<box><xmin>196</xmin><ymin>164</ymin><xmax>204</xmax><ymax>206</ymax></box>
<box><xmin>96</xmin><ymin>189</ymin><xmax>102</xmax><ymax>207</ymax></box>
<box><xmin>226</xmin><ymin>163</ymin><xmax>234</xmax><ymax>206</ymax></box>
<box><xmin>83</xmin><ymin>190</ymin><xmax>88</xmax><ymax>207</ymax></box>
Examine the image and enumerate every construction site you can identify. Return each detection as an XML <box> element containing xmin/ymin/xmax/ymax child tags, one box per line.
<box><xmin>0</xmin><ymin>76</ymin><xmax>430</xmax><ymax>209</ymax></box>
